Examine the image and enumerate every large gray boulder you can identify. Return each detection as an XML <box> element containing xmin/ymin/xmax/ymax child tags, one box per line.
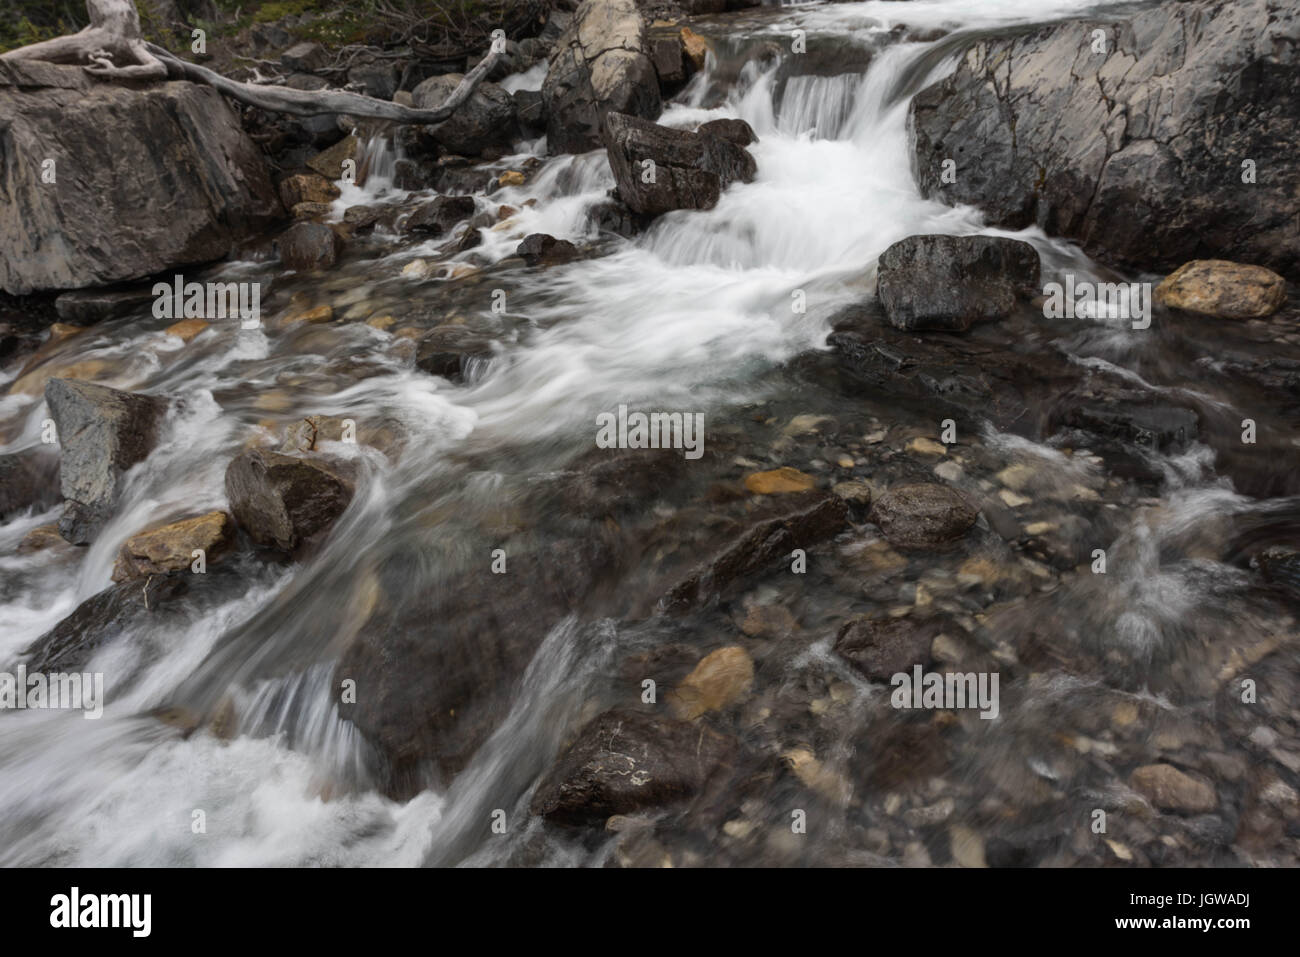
<box><xmin>410</xmin><ymin>74</ymin><xmax>518</xmax><ymax>156</ymax></box>
<box><xmin>44</xmin><ymin>379</ymin><xmax>168</xmax><ymax>545</ymax></box>
<box><xmin>542</xmin><ymin>0</ymin><xmax>662</xmax><ymax>154</ymax></box>
<box><xmin>876</xmin><ymin>234</ymin><xmax>1041</xmax><ymax>332</ymax></box>
<box><xmin>602</xmin><ymin>112</ymin><xmax>757</xmax><ymax>216</ymax></box>
<box><xmin>910</xmin><ymin>0</ymin><xmax>1300</xmax><ymax>278</ymax></box>
<box><xmin>224</xmin><ymin>448</ymin><xmax>355</xmax><ymax>554</ymax></box>
<box><xmin>0</xmin><ymin>61</ymin><xmax>282</xmax><ymax>295</ymax></box>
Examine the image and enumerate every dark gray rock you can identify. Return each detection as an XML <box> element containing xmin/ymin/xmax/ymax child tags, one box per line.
<box><xmin>277</xmin><ymin>222</ymin><xmax>341</xmax><ymax>272</ymax></box>
<box><xmin>530</xmin><ymin>709</ymin><xmax>737</xmax><ymax>824</ymax></box>
<box><xmin>665</xmin><ymin>491</ymin><xmax>850</xmax><ymax>612</ymax></box>
<box><xmin>697</xmin><ymin>118</ymin><xmax>757</xmax><ymax>147</ymax></box>
<box><xmin>512</xmin><ymin>88</ymin><xmax>546</xmax><ymax>137</ymax></box>
<box><xmin>602</xmin><ymin>112</ymin><xmax>757</xmax><ymax>216</ymax></box>
<box><xmin>401</xmin><ymin>195</ymin><xmax>477</xmax><ymax>237</ymax></box>
<box><xmin>869</xmin><ymin>483</ymin><xmax>978</xmax><ymax>550</ymax></box>
<box><xmin>910</xmin><ymin>0</ymin><xmax>1300</xmax><ymax>278</ymax></box>
<box><xmin>279</xmin><ymin>41</ymin><xmax>329</xmax><ymax>73</ymax></box>
<box><xmin>336</xmin><ymin>535</ymin><xmax>622</xmax><ymax>799</ymax></box>
<box><xmin>516</xmin><ymin>233</ymin><xmax>580</xmax><ymax>266</ymax></box>
<box><xmin>348</xmin><ymin>59</ymin><xmax>399</xmax><ymax>100</ymax></box>
<box><xmin>876</xmin><ymin>234</ymin><xmax>1040</xmax><ymax>332</ymax></box>
<box><xmin>45</xmin><ymin>379</ymin><xmax>168</xmax><ymax>545</ymax></box>
<box><xmin>224</xmin><ymin>448</ymin><xmax>355</xmax><ymax>553</ymax></box>
<box><xmin>415</xmin><ymin>324</ymin><xmax>498</xmax><ymax>380</ymax></box>
<box><xmin>542</xmin><ymin>0</ymin><xmax>662</xmax><ymax>154</ymax></box>
<box><xmin>835</xmin><ymin>616</ymin><xmax>938</xmax><ymax>681</ymax></box>
<box><xmin>411</xmin><ymin>75</ymin><xmax>518</xmax><ymax>156</ymax></box>
<box><xmin>0</xmin><ymin>63</ymin><xmax>280</xmax><ymax>295</ymax></box>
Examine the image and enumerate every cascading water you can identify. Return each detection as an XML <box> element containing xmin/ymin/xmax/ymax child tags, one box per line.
<box><xmin>1</xmin><ymin>0</ymin><xmax>1293</xmax><ymax>868</ymax></box>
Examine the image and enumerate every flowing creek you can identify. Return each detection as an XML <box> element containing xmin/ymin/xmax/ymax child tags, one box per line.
<box><xmin>1</xmin><ymin>0</ymin><xmax>1297</xmax><ymax>867</ymax></box>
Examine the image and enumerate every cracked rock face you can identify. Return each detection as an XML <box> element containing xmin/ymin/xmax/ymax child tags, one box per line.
<box><xmin>0</xmin><ymin>61</ymin><xmax>282</xmax><ymax>295</ymax></box>
<box><xmin>910</xmin><ymin>0</ymin><xmax>1300</xmax><ymax>278</ymax></box>
<box><xmin>542</xmin><ymin>0</ymin><xmax>663</xmax><ymax>154</ymax></box>
<box><xmin>45</xmin><ymin>378</ymin><xmax>168</xmax><ymax>545</ymax></box>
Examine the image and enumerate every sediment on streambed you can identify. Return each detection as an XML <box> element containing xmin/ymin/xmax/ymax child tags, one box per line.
<box><xmin>0</xmin><ymin>0</ymin><xmax>1297</xmax><ymax>868</ymax></box>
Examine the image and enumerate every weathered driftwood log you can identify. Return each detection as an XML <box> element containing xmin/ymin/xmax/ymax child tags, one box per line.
<box><xmin>0</xmin><ymin>0</ymin><xmax>502</xmax><ymax>123</ymax></box>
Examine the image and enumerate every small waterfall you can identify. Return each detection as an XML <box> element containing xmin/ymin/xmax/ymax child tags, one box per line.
<box><xmin>776</xmin><ymin>73</ymin><xmax>864</xmax><ymax>139</ymax></box>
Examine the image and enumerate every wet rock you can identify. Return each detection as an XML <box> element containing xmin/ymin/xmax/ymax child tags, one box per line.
<box><xmin>530</xmin><ymin>709</ymin><xmax>736</xmax><ymax>824</ymax></box>
<box><xmin>415</xmin><ymin>324</ymin><xmax>498</xmax><ymax>381</ymax></box>
<box><xmin>680</xmin><ymin>27</ymin><xmax>710</xmax><ymax>72</ymax></box>
<box><xmin>402</xmin><ymin>195</ymin><xmax>477</xmax><ymax>237</ymax></box>
<box><xmin>834</xmin><ymin>615</ymin><xmax>937</xmax><ymax>681</ymax></box>
<box><xmin>291</xmin><ymin>202</ymin><xmax>333</xmax><ymax>222</ymax></box>
<box><xmin>542</xmin><ymin>0</ymin><xmax>663</xmax><ymax>154</ymax></box>
<box><xmin>745</xmin><ymin>467</ymin><xmax>815</xmax><ymax>495</ymax></box>
<box><xmin>337</xmin><ymin>535</ymin><xmax>622</xmax><ymax>798</ymax></box>
<box><xmin>697</xmin><ymin>118</ymin><xmax>757</xmax><ymax>147</ymax></box>
<box><xmin>22</xmin><ymin>566</ymin><xmax>244</xmax><ymax>673</ymax></box>
<box><xmin>45</xmin><ymin>379</ymin><xmax>168</xmax><ymax>545</ymax></box>
<box><xmin>1155</xmin><ymin>260</ymin><xmax>1287</xmax><ymax>319</ymax></box>
<box><xmin>17</xmin><ymin>524</ymin><xmax>67</xmax><ymax>554</ymax></box>
<box><xmin>911</xmin><ymin>0</ymin><xmax>1300</xmax><ymax>278</ymax></box>
<box><xmin>0</xmin><ymin>450</ymin><xmax>60</xmax><ymax>520</ymax></box>
<box><xmin>1048</xmin><ymin>387</ymin><xmax>1198</xmax><ymax>453</ymax></box>
<box><xmin>53</xmin><ymin>287</ymin><xmax>155</xmax><ymax>324</ymax></box>
<box><xmin>517</xmin><ymin>233</ymin><xmax>580</xmax><ymax>266</ymax></box>
<box><xmin>586</xmin><ymin>197</ymin><xmax>653</xmax><ymax>238</ymax></box>
<box><xmin>668</xmin><ymin>646</ymin><xmax>755</xmax><ymax>719</ymax></box>
<box><xmin>868</xmin><ymin>483</ymin><xmax>978</xmax><ymax>550</ymax></box>
<box><xmin>111</xmin><ymin>511</ymin><xmax>234</xmax><ymax>582</ymax></box>
<box><xmin>1254</xmin><ymin>547</ymin><xmax>1300</xmax><ymax>603</ymax></box>
<box><xmin>411</xmin><ymin>75</ymin><xmax>518</xmax><ymax>156</ymax></box>
<box><xmin>602</xmin><ymin>112</ymin><xmax>757</xmax><ymax>216</ymax></box>
<box><xmin>666</xmin><ymin>491</ymin><xmax>850</xmax><ymax>610</ymax></box>
<box><xmin>277</xmin><ymin>222</ymin><xmax>341</xmax><ymax>272</ymax></box>
<box><xmin>512</xmin><ymin>88</ymin><xmax>546</xmax><ymax>137</ymax></box>
<box><xmin>0</xmin><ymin>62</ymin><xmax>280</xmax><ymax>295</ymax></box>
<box><xmin>278</xmin><ymin>173</ymin><xmax>340</xmax><ymax>209</ymax></box>
<box><xmin>306</xmin><ymin>134</ymin><xmax>358</xmax><ymax>180</ymax></box>
<box><xmin>648</xmin><ymin>28</ymin><xmax>687</xmax><ymax>92</ymax></box>
<box><xmin>876</xmin><ymin>235</ymin><xmax>1041</xmax><ymax>332</ymax></box>
<box><xmin>224</xmin><ymin>449</ymin><xmax>355</xmax><ymax>553</ymax></box>
<box><xmin>1131</xmin><ymin>763</ymin><xmax>1218</xmax><ymax>813</ymax></box>
<box><xmin>822</xmin><ymin>301</ymin><xmax>1083</xmax><ymax>439</ymax></box>
<box><xmin>163</xmin><ymin>319</ymin><xmax>209</xmax><ymax>343</ymax></box>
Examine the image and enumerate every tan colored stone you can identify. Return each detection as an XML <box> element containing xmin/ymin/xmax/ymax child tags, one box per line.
<box><xmin>497</xmin><ymin>170</ymin><xmax>526</xmax><ymax>187</ymax></box>
<box><xmin>669</xmin><ymin>646</ymin><xmax>754</xmax><ymax>719</ymax></box>
<box><xmin>907</xmin><ymin>436</ymin><xmax>947</xmax><ymax>456</ymax></box>
<box><xmin>744</xmin><ymin>467</ymin><xmax>815</xmax><ymax>495</ymax></box>
<box><xmin>8</xmin><ymin>359</ymin><xmax>109</xmax><ymax>397</ymax></box>
<box><xmin>1155</xmin><ymin>260</ymin><xmax>1286</xmax><ymax>319</ymax></box>
<box><xmin>111</xmin><ymin>511</ymin><xmax>234</xmax><ymax>582</ymax></box>
<box><xmin>18</xmin><ymin>524</ymin><xmax>68</xmax><ymax>554</ymax></box>
<box><xmin>281</xmin><ymin>305</ymin><xmax>334</xmax><ymax>327</ymax></box>
<box><xmin>1130</xmin><ymin>763</ymin><xmax>1217</xmax><ymax>813</ymax></box>
<box><xmin>164</xmin><ymin>319</ymin><xmax>210</xmax><ymax>343</ymax></box>
<box><xmin>279</xmin><ymin>172</ymin><xmax>341</xmax><ymax>209</ymax></box>
<box><xmin>681</xmin><ymin>27</ymin><xmax>710</xmax><ymax>71</ymax></box>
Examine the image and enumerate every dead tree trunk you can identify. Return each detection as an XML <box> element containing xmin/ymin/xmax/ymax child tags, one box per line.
<box><xmin>0</xmin><ymin>0</ymin><xmax>501</xmax><ymax>123</ymax></box>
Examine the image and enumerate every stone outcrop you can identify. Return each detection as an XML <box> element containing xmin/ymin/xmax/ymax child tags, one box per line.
<box><xmin>910</xmin><ymin>0</ymin><xmax>1300</xmax><ymax>277</ymax></box>
<box><xmin>0</xmin><ymin>61</ymin><xmax>281</xmax><ymax>295</ymax></box>
<box><xmin>44</xmin><ymin>378</ymin><xmax>168</xmax><ymax>544</ymax></box>
<box><xmin>542</xmin><ymin>0</ymin><xmax>662</xmax><ymax>154</ymax></box>
<box><xmin>602</xmin><ymin>112</ymin><xmax>756</xmax><ymax>216</ymax></box>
